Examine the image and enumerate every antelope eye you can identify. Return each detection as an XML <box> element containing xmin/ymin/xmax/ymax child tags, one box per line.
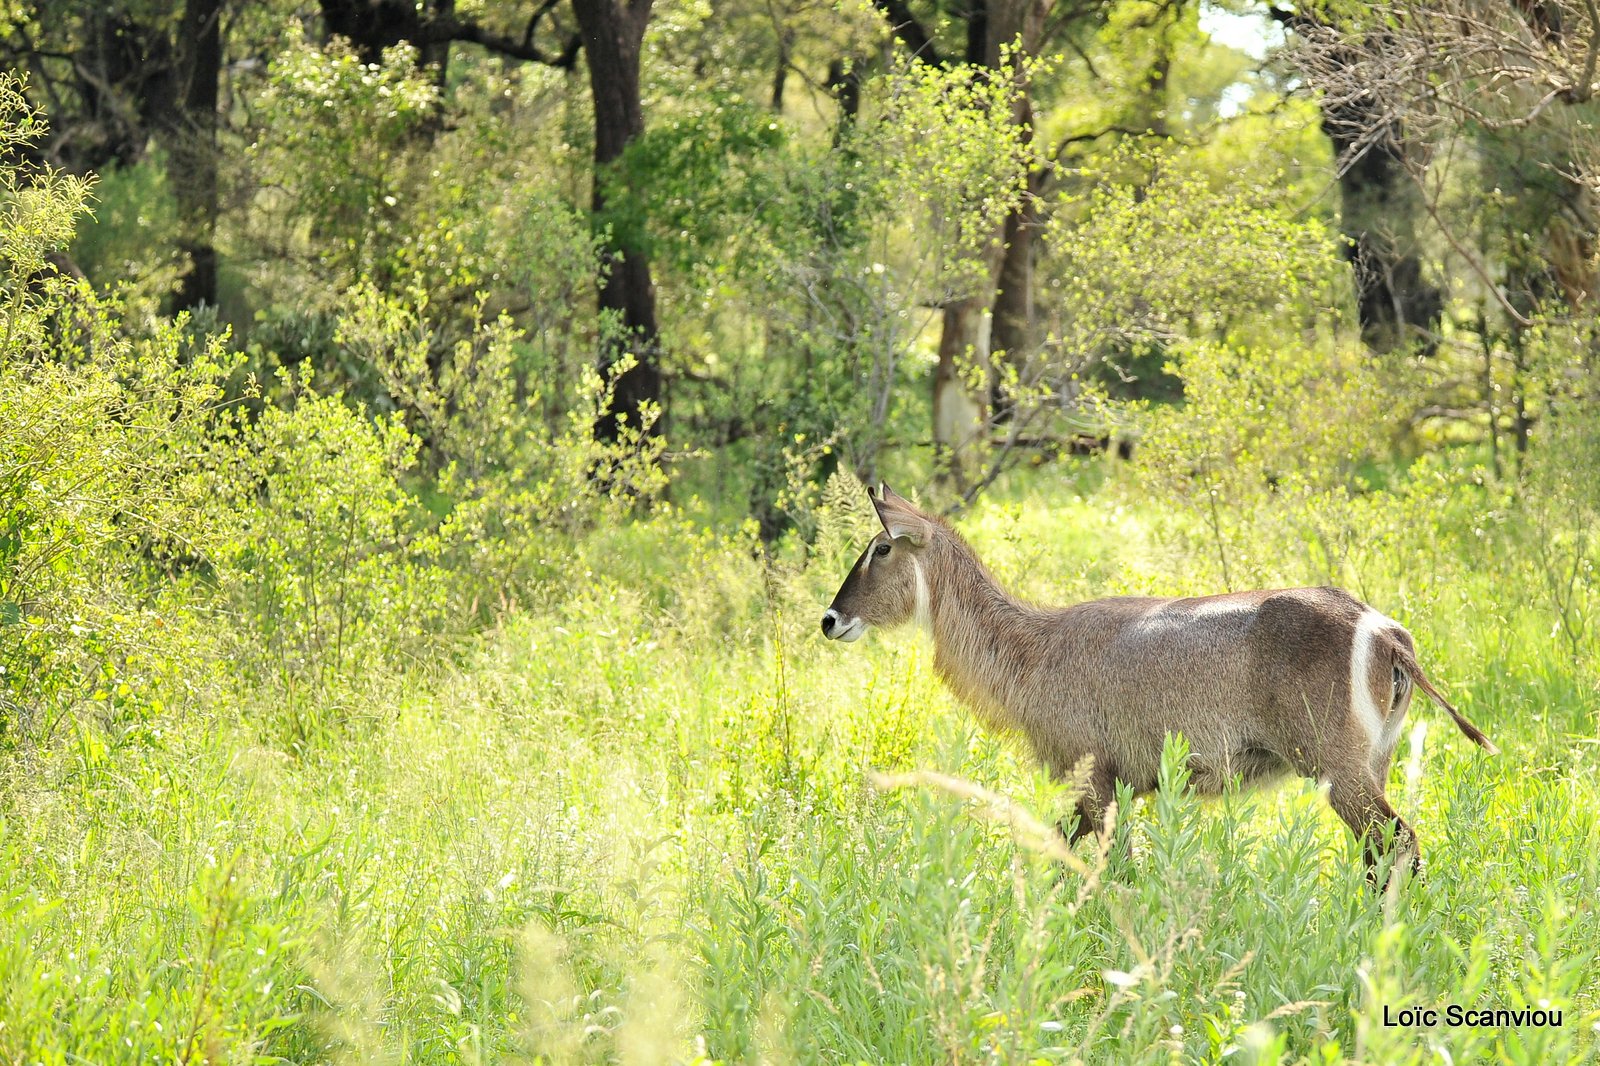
<box><xmin>873</xmin><ymin>542</ymin><xmax>891</xmax><ymax>558</ymax></box>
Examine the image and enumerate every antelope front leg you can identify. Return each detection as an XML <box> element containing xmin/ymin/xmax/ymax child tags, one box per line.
<box><xmin>1060</xmin><ymin>759</ymin><xmax>1118</xmax><ymax>846</ymax></box>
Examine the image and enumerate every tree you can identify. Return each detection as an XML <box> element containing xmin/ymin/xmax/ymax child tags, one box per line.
<box><xmin>1272</xmin><ymin>6</ymin><xmax>1443</xmax><ymax>354</ymax></box>
<box><xmin>169</xmin><ymin>0</ymin><xmax>222</xmax><ymax>310</ymax></box>
<box><xmin>5</xmin><ymin>0</ymin><xmax>227</xmax><ymax>309</ymax></box>
<box><xmin>1278</xmin><ymin>0</ymin><xmax>1600</xmax><ymax>460</ymax></box>
<box><xmin>315</xmin><ymin>0</ymin><xmax>581</xmax><ymax>67</ymax></box>
<box><xmin>309</xmin><ymin>0</ymin><xmax>659</xmax><ymax>440</ymax></box>
<box><xmin>571</xmin><ymin>0</ymin><xmax>663</xmax><ymax>442</ymax></box>
<box><xmin>872</xmin><ymin>0</ymin><xmax>1054</xmax><ymax>484</ymax></box>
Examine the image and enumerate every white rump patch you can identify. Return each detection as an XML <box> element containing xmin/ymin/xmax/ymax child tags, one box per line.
<box><xmin>1350</xmin><ymin>609</ymin><xmax>1401</xmax><ymax>760</ymax></box>
<box><xmin>1403</xmin><ymin>720</ymin><xmax>1428</xmax><ymax>795</ymax></box>
<box><xmin>1187</xmin><ymin>598</ymin><xmax>1251</xmax><ymax>618</ymax></box>
<box><xmin>1381</xmin><ymin>672</ymin><xmax>1411</xmax><ymax>766</ymax></box>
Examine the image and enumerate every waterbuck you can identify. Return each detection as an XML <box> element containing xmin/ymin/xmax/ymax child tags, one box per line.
<box><xmin>821</xmin><ymin>484</ymin><xmax>1498</xmax><ymax>876</ymax></box>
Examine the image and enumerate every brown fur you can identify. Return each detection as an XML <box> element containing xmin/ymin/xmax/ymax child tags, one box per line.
<box><xmin>821</xmin><ymin>485</ymin><xmax>1498</xmax><ymax>879</ymax></box>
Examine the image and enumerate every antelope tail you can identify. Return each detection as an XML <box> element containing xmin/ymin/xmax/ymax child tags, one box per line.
<box><xmin>1393</xmin><ymin>645</ymin><xmax>1499</xmax><ymax>755</ymax></box>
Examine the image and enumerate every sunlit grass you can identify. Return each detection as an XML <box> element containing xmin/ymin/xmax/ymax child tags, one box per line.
<box><xmin>2</xmin><ymin>466</ymin><xmax>1598</xmax><ymax>1064</ymax></box>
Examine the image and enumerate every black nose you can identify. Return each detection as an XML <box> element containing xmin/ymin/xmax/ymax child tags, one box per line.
<box><xmin>821</xmin><ymin>613</ymin><xmax>836</xmax><ymax>636</ymax></box>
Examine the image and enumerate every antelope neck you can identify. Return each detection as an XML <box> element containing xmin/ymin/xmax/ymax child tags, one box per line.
<box><xmin>923</xmin><ymin>533</ymin><xmax>1043</xmax><ymax>729</ymax></box>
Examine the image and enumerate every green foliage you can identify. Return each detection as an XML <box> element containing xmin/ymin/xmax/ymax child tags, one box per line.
<box><xmin>244</xmin><ymin>41</ymin><xmax>600</xmax><ymax>424</ymax></box>
<box><xmin>0</xmin><ymin>83</ymin><xmax>93</xmax><ymax>348</ymax></box>
<box><xmin>336</xmin><ymin>284</ymin><xmax>530</xmax><ymax>478</ymax></box>
<box><xmin>876</xmin><ymin>55</ymin><xmax>1037</xmax><ymax>298</ymax></box>
<box><xmin>1049</xmin><ymin>150</ymin><xmax>1342</xmax><ymax>398</ymax></box>
<box><xmin>379</xmin><ymin>65</ymin><xmax>599</xmax><ymax>392</ymax></box>
<box><xmin>611</xmin><ymin>91</ymin><xmax>788</xmax><ymax>280</ymax></box>
<box><xmin>660</xmin><ymin>56</ymin><xmax>1045</xmax><ymax>511</ymax></box>
<box><xmin>335</xmin><ymin>283</ymin><xmax>668</xmax><ymax>606</ymax></box>
<box><xmin>1513</xmin><ymin>325</ymin><xmax>1600</xmax><ymax>663</ymax></box>
<box><xmin>0</xmin><ymin>81</ymin><xmax>234</xmax><ymax>744</ymax></box>
<box><xmin>248</xmin><ymin>31</ymin><xmax>439</xmax><ymax>280</ymax></box>
<box><xmin>6</xmin><ymin>2</ymin><xmax>1600</xmax><ymax>1061</ymax></box>
<box><xmin>208</xmin><ymin>366</ymin><xmax>449</xmax><ymax>711</ymax></box>
<box><xmin>1136</xmin><ymin>336</ymin><xmax>1388</xmax><ymax>588</ymax></box>
<box><xmin>66</xmin><ymin>150</ymin><xmax>184</xmax><ymax>315</ymax></box>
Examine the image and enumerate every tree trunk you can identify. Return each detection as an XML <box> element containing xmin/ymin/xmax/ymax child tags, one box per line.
<box><xmin>81</xmin><ymin>12</ymin><xmax>169</xmax><ymax>170</ymax></box>
<box><xmin>771</xmin><ymin>23</ymin><xmax>792</xmax><ymax>112</ymax></box>
<box><xmin>826</xmin><ymin>58</ymin><xmax>862</xmax><ymax>140</ymax></box>
<box><xmin>1276</xmin><ymin>11</ymin><xmax>1442</xmax><ymax>354</ymax></box>
<box><xmin>319</xmin><ymin>0</ymin><xmax>425</xmax><ymax>62</ymax></box>
<box><xmin>1144</xmin><ymin>36</ymin><xmax>1172</xmax><ymax>140</ymax></box>
<box><xmin>421</xmin><ymin>0</ymin><xmax>455</xmax><ymax>84</ymax></box>
<box><xmin>989</xmin><ymin>155</ymin><xmax>1040</xmax><ymax>422</ymax></box>
<box><xmin>168</xmin><ymin>0</ymin><xmax>222</xmax><ymax>311</ymax></box>
<box><xmin>933</xmin><ymin>296</ymin><xmax>991</xmax><ymax>483</ymax></box>
<box><xmin>1332</xmin><ymin>130</ymin><xmax>1441</xmax><ymax>354</ymax></box>
<box><xmin>571</xmin><ymin>0</ymin><xmax>663</xmax><ymax>441</ymax></box>
<box><xmin>929</xmin><ymin>0</ymin><xmax>1046</xmax><ymax>473</ymax></box>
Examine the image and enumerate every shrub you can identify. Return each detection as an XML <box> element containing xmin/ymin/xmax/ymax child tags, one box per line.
<box><xmin>0</xmin><ymin>77</ymin><xmax>235</xmax><ymax>746</ymax></box>
<box><xmin>205</xmin><ymin>366</ymin><xmax>452</xmax><ymax>720</ymax></box>
<box><xmin>335</xmin><ymin>283</ymin><xmax>668</xmax><ymax>615</ymax></box>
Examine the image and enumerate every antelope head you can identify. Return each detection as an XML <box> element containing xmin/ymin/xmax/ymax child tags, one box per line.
<box><xmin>821</xmin><ymin>484</ymin><xmax>934</xmax><ymax>642</ymax></box>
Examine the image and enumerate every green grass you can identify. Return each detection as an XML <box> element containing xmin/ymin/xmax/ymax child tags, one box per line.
<box><xmin>3</xmin><ymin>469</ymin><xmax>1599</xmax><ymax>1064</ymax></box>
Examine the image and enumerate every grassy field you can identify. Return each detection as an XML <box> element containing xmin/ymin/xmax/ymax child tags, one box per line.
<box><xmin>2</xmin><ymin>464</ymin><xmax>1598</xmax><ymax>1064</ymax></box>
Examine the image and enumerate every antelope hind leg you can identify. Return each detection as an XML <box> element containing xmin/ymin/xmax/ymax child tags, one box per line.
<box><xmin>1327</xmin><ymin>775</ymin><xmax>1421</xmax><ymax>888</ymax></box>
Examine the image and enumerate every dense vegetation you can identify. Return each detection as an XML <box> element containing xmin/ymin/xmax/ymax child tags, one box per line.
<box><xmin>2</xmin><ymin>0</ymin><xmax>1599</xmax><ymax>1061</ymax></box>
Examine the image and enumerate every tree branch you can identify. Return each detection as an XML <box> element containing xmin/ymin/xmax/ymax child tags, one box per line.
<box><xmin>870</xmin><ymin>0</ymin><xmax>945</xmax><ymax>65</ymax></box>
<box><xmin>427</xmin><ymin>12</ymin><xmax>581</xmax><ymax>67</ymax></box>
<box><xmin>1404</xmin><ymin>161</ymin><xmax>1533</xmax><ymax>327</ymax></box>
<box><xmin>521</xmin><ymin>0</ymin><xmax>564</xmax><ymax>48</ymax></box>
<box><xmin>1565</xmin><ymin>0</ymin><xmax>1599</xmax><ymax>101</ymax></box>
<box><xmin>1047</xmin><ymin>123</ymin><xmax>1149</xmax><ymax>162</ymax></box>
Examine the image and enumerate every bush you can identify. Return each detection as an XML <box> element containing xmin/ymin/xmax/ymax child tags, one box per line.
<box><xmin>205</xmin><ymin>366</ymin><xmax>452</xmax><ymax>715</ymax></box>
<box><xmin>335</xmin><ymin>283</ymin><xmax>668</xmax><ymax>614</ymax></box>
<box><xmin>0</xmin><ymin>78</ymin><xmax>235</xmax><ymax>746</ymax></box>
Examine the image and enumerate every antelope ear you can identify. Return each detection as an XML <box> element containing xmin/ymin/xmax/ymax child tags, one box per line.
<box><xmin>871</xmin><ymin>489</ymin><xmax>929</xmax><ymax>546</ymax></box>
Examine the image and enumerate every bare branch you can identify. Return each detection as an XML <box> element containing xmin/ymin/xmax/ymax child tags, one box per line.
<box><xmin>869</xmin><ymin>0</ymin><xmax>946</xmax><ymax>66</ymax></box>
<box><xmin>522</xmin><ymin>0</ymin><xmax>564</xmax><ymax>48</ymax></box>
<box><xmin>1404</xmin><ymin>161</ymin><xmax>1535</xmax><ymax>327</ymax></box>
<box><xmin>1046</xmin><ymin>124</ymin><xmax>1153</xmax><ymax>162</ymax></box>
<box><xmin>426</xmin><ymin>11</ymin><xmax>581</xmax><ymax>68</ymax></box>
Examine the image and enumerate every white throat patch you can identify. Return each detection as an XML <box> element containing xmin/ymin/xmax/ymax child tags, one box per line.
<box><xmin>911</xmin><ymin>555</ymin><xmax>932</xmax><ymax>633</ymax></box>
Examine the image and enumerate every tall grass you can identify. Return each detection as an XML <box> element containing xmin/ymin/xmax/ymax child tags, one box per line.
<box><xmin>3</xmin><ymin>468</ymin><xmax>1597</xmax><ymax>1064</ymax></box>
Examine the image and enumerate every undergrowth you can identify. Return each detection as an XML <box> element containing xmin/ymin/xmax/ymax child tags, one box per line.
<box><xmin>3</xmin><ymin>472</ymin><xmax>1598</xmax><ymax>1064</ymax></box>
